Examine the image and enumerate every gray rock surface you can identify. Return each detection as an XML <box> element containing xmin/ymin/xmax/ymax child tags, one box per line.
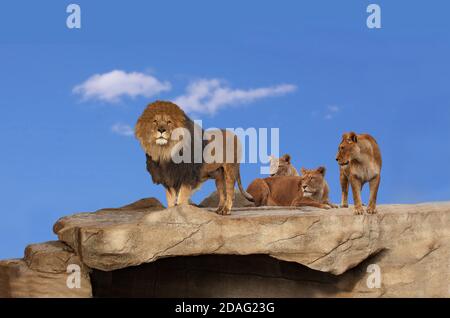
<box><xmin>53</xmin><ymin>202</ymin><xmax>450</xmax><ymax>297</ymax></box>
<box><xmin>199</xmin><ymin>189</ymin><xmax>255</xmax><ymax>208</ymax></box>
<box><xmin>1</xmin><ymin>197</ymin><xmax>449</xmax><ymax>297</ymax></box>
<box><xmin>0</xmin><ymin>241</ymin><xmax>91</xmax><ymax>297</ymax></box>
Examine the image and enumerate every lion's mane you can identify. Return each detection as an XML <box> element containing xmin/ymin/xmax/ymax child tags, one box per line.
<box><xmin>135</xmin><ymin>101</ymin><xmax>207</xmax><ymax>191</ymax></box>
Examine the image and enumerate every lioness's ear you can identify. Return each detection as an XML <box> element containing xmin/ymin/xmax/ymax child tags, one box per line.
<box><xmin>282</xmin><ymin>154</ymin><xmax>291</xmax><ymax>163</ymax></box>
<box><xmin>349</xmin><ymin>132</ymin><xmax>358</xmax><ymax>143</ymax></box>
<box><xmin>301</xmin><ymin>167</ymin><xmax>307</xmax><ymax>175</ymax></box>
<box><xmin>317</xmin><ymin>166</ymin><xmax>326</xmax><ymax>176</ymax></box>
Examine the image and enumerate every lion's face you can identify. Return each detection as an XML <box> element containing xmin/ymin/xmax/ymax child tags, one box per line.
<box><xmin>336</xmin><ymin>132</ymin><xmax>360</xmax><ymax>166</ymax></box>
<box><xmin>151</xmin><ymin>114</ymin><xmax>176</xmax><ymax>146</ymax></box>
<box><xmin>135</xmin><ymin>101</ymin><xmax>187</xmax><ymax>161</ymax></box>
<box><xmin>269</xmin><ymin>154</ymin><xmax>296</xmax><ymax>176</ymax></box>
<box><xmin>300</xmin><ymin>167</ymin><xmax>326</xmax><ymax>198</ymax></box>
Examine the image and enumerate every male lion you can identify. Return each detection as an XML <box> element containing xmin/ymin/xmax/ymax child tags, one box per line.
<box><xmin>135</xmin><ymin>100</ymin><xmax>254</xmax><ymax>215</ymax></box>
<box><xmin>269</xmin><ymin>154</ymin><xmax>299</xmax><ymax>176</ymax></box>
<box><xmin>246</xmin><ymin>166</ymin><xmax>336</xmax><ymax>209</ymax></box>
<box><xmin>336</xmin><ymin>132</ymin><xmax>382</xmax><ymax>215</ymax></box>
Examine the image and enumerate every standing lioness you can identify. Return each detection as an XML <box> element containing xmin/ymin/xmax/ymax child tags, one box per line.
<box><xmin>336</xmin><ymin>132</ymin><xmax>382</xmax><ymax>214</ymax></box>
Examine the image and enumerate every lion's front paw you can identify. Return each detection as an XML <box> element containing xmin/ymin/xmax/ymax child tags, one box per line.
<box><xmin>329</xmin><ymin>203</ymin><xmax>339</xmax><ymax>209</ymax></box>
<box><xmin>354</xmin><ymin>205</ymin><xmax>365</xmax><ymax>215</ymax></box>
<box><xmin>215</xmin><ymin>206</ymin><xmax>224</xmax><ymax>214</ymax></box>
<box><xmin>367</xmin><ymin>205</ymin><xmax>377</xmax><ymax>214</ymax></box>
<box><xmin>340</xmin><ymin>203</ymin><xmax>349</xmax><ymax>208</ymax></box>
<box><xmin>215</xmin><ymin>206</ymin><xmax>231</xmax><ymax>216</ymax></box>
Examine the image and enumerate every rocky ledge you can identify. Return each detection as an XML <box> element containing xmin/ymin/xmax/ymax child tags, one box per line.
<box><xmin>1</xmin><ymin>199</ymin><xmax>450</xmax><ymax>297</ymax></box>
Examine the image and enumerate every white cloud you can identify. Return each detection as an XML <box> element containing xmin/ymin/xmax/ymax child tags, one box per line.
<box><xmin>324</xmin><ymin>105</ymin><xmax>340</xmax><ymax>120</ymax></box>
<box><xmin>173</xmin><ymin>79</ymin><xmax>296</xmax><ymax>115</ymax></box>
<box><xmin>111</xmin><ymin>123</ymin><xmax>134</xmax><ymax>137</ymax></box>
<box><xmin>328</xmin><ymin>105</ymin><xmax>340</xmax><ymax>113</ymax></box>
<box><xmin>73</xmin><ymin>70</ymin><xmax>171</xmax><ymax>103</ymax></box>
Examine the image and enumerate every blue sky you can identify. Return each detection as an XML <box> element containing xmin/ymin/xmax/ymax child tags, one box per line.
<box><xmin>1</xmin><ymin>0</ymin><xmax>449</xmax><ymax>259</ymax></box>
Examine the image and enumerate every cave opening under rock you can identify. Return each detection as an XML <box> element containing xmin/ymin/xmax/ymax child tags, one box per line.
<box><xmin>90</xmin><ymin>254</ymin><xmax>373</xmax><ymax>298</ymax></box>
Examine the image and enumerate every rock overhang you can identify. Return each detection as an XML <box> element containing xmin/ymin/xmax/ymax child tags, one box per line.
<box><xmin>2</xmin><ymin>199</ymin><xmax>449</xmax><ymax>297</ymax></box>
<box><xmin>52</xmin><ymin>202</ymin><xmax>450</xmax><ymax>275</ymax></box>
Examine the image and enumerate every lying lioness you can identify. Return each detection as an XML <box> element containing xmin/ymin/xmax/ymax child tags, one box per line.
<box><xmin>292</xmin><ymin>167</ymin><xmax>337</xmax><ymax>209</ymax></box>
<box><xmin>336</xmin><ymin>132</ymin><xmax>382</xmax><ymax>214</ymax></box>
<box><xmin>247</xmin><ymin>176</ymin><xmax>301</xmax><ymax>207</ymax></box>
<box><xmin>247</xmin><ymin>166</ymin><xmax>336</xmax><ymax>209</ymax></box>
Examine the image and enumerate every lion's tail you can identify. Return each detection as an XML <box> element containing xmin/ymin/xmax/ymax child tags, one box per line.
<box><xmin>236</xmin><ymin>169</ymin><xmax>254</xmax><ymax>202</ymax></box>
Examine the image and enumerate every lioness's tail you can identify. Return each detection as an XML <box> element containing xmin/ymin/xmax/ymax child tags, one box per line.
<box><xmin>236</xmin><ymin>169</ymin><xmax>254</xmax><ymax>202</ymax></box>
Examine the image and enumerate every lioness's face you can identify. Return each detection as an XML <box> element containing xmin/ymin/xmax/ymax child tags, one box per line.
<box><xmin>151</xmin><ymin>114</ymin><xmax>176</xmax><ymax>146</ymax></box>
<box><xmin>301</xmin><ymin>167</ymin><xmax>326</xmax><ymax>197</ymax></box>
<box><xmin>336</xmin><ymin>132</ymin><xmax>360</xmax><ymax>166</ymax></box>
<box><xmin>270</xmin><ymin>154</ymin><xmax>292</xmax><ymax>176</ymax></box>
<box><xmin>276</xmin><ymin>156</ymin><xmax>291</xmax><ymax>176</ymax></box>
